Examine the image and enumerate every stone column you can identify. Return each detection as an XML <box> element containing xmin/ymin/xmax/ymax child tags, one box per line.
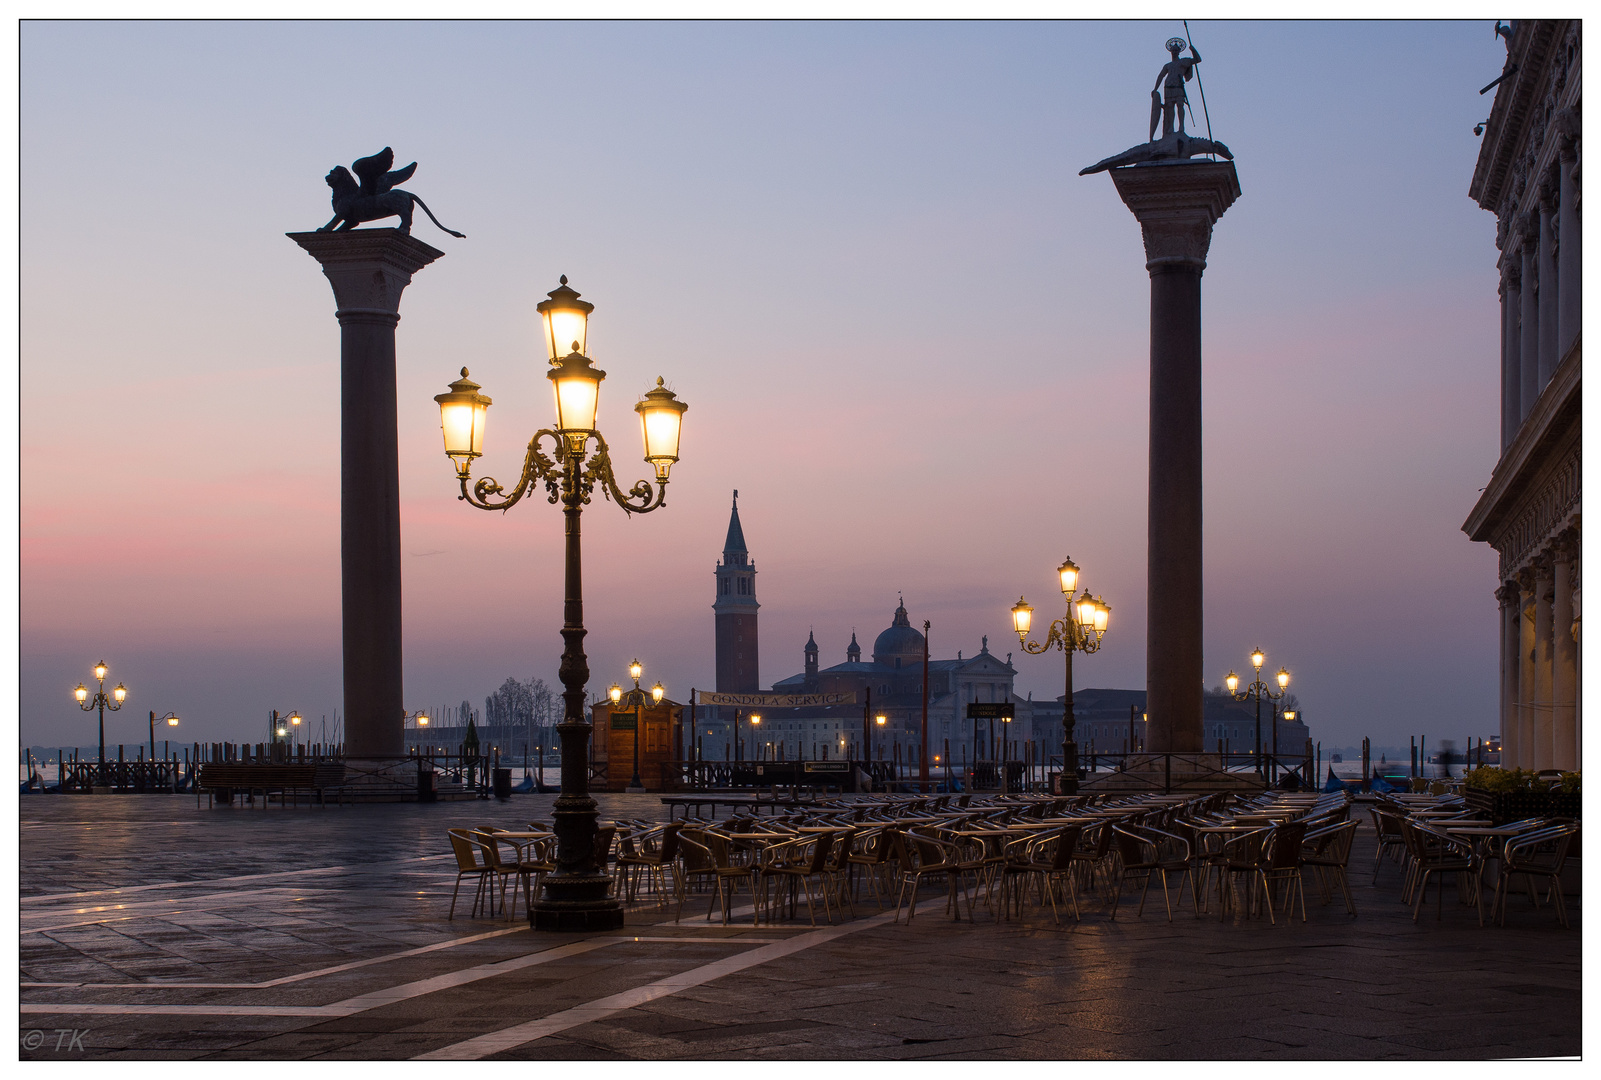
<box><xmin>1497</xmin><ymin>581</ymin><xmax>1521</xmax><ymax>762</ymax></box>
<box><xmin>1537</xmin><ymin>184</ymin><xmax>1560</xmax><ymax>388</ymax></box>
<box><xmin>1518</xmin><ymin>217</ymin><xmax>1540</xmax><ymax>421</ymax></box>
<box><xmin>288</xmin><ymin>229</ymin><xmax>443</xmax><ymax>758</ymax></box>
<box><xmin>1110</xmin><ymin>161</ymin><xmax>1240</xmax><ymax>754</ymax></box>
<box><xmin>1531</xmin><ymin>557</ymin><xmax>1555</xmax><ymax>772</ymax></box>
<box><xmin>1557</xmin><ymin>129</ymin><xmax>1581</xmax><ymax>358</ymax></box>
<box><xmin>1517</xmin><ymin>569</ymin><xmax>1537</xmax><ymax>771</ymax></box>
<box><xmin>1500</xmin><ymin>261</ymin><xmax>1520</xmax><ymax>450</ymax></box>
<box><xmin>1551</xmin><ymin>533</ymin><xmax>1577</xmax><ymax>771</ymax></box>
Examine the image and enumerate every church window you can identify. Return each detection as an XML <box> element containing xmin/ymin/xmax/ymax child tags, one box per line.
<box><xmin>720</xmin><ymin>578</ymin><xmax>729</xmax><ymax>595</ymax></box>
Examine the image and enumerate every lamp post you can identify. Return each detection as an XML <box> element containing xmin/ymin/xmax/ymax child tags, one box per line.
<box><xmin>1011</xmin><ymin>557</ymin><xmax>1110</xmax><ymax>795</ymax></box>
<box><xmin>749</xmin><ymin>715</ymin><xmax>762</xmax><ymax>761</ymax></box>
<box><xmin>1225</xmin><ymin>647</ymin><xmax>1290</xmax><ymax>781</ymax></box>
<box><xmin>608</xmin><ymin>660</ymin><xmax>663</xmax><ymax>793</ymax></box>
<box><xmin>875</xmin><ymin>713</ymin><xmax>887</xmax><ymax>763</ymax></box>
<box><xmin>149</xmin><ymin>712</ymin><xmax>179</xmax><ymax>760</ymax></box>
<box><xmin>73</xmin><ymin>662</ymin><xmax>127</xmax><ymax>785</ymax></box>
<box><xmin>270</xmin><ymin>709</ymin><xmax>304</xmax><ymax>746</ymax></box>
<box><xmin>434</xmin><ymin>276</ymin><xmax>687</xmax><ymax>932</ymax></box>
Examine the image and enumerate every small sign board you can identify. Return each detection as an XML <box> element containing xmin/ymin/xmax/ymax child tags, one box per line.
<box><xmin>610</xmin><ymin>713</ymin><xmax>636</xmax><ymax>732</ymax></box>
<box><xmin>966</xmin><ymin>702</ymin><xmax>1015</xmax><ymax>720</ymax></box>
<box><xmin>803</xmin><ymin>761</ymin><xmax>851</xmax><ymax>773</ymax></box>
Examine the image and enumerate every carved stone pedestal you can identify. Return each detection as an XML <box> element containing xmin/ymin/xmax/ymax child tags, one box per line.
<box><xmin>1107</xmin><ymin>160</ymin><xmax>1240</xmax><ymax>756</ymax></box>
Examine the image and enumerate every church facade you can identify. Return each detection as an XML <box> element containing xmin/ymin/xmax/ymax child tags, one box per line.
<box><xmin>699</xmin><ymin>494</ymin><xmax>1035</xmax><ymax>764</ymax></box>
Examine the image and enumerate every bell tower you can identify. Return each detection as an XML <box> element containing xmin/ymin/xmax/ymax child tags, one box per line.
<box><xmin>714</xmin><ymin>490</ymin><xmax>759</xmax><ymax>692</ymax></box>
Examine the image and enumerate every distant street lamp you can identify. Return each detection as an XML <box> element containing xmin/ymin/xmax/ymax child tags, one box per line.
<box><xmin>271</xmin><ymin>709</ymin><xmax>303</xmax><ymax>745</ymax></box>
<box><xmin>73</xmin><ymin>662</ymin><xmax>127</xmax><ymax>785</ymax></box>
<box><xmin>875</xmin><ymin>712</ymin><xmax>887</xmax><ymax>761</ymax></box>
<box><xmin>608</xmin><ymin>659</ymin><xmax>664</xmax><ymax>792</ymax></box>
<box><xmin>748</xmin><ymin>714</ymin><xmax>762</xmax><ymax>761</ymax></box>
<box><xmin>1225</xmin><ymin>648</ymin><xmax>1289</xmax><ymax>780</ymax></box>
<box><xmin>1011</xmin><ymin>557</ymin><xmax>1110</xmax><ymax>794</ymax></box>
<box><xmin>149</xmin><ymin>712</ymin><xmax>179</xmax><ymax>760</ymax></box>
<box><xmin>434</xmin><ymin>276</ymin><xmax>687</xmax><ymax>932</ymax></box>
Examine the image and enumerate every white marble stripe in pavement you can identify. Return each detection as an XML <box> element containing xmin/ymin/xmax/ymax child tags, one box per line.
<box><xmin>19</xmin><ymin>933</ymin><xmax>802</xmax><ymax>1014</ymax></box>
<box><xmin>21</xmin><ymin>939</ymin><xmax>622</xmax><ymax>1018</ymax></box>
<box><xmin>414</xmin><ymin>911</ymin><xmax>897</xmax><ymax>1060</ymax></box>
<box><xmin>20</xmin><ymin>855</ymin><xmax>448</xmax><ymax>904</ymax></box>
<box><xmin>20</xmin><ymin>925</ymin><xmax>533</xmax><ymax>989</ymax></box>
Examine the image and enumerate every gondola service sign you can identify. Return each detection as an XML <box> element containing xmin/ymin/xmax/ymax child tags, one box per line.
<box><xmin>695</xmin><ymin>691</ymin><xmax>857</xmax><ymax>707</ymax></box>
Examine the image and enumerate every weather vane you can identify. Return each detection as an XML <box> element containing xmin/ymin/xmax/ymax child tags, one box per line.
<box><xmin>1080</xmin><ymin>36</ymin><xmax>1232</xmax><ymax>175</ymax></box>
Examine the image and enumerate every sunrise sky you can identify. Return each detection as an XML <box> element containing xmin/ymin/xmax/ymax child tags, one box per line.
<box><xmin>21</xmin><ymin>19</ymin><xmax>1510</xmax><ymax>751</ymax></box>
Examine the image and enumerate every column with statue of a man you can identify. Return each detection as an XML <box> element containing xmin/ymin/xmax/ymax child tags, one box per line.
<box><xmin>1082</xmin><ymin>38</ymin><xmax>1239</xmax><ymax>761</ymax></box>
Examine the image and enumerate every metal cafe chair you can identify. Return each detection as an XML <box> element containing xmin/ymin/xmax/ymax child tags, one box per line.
<box><xmin>446</xmin><ymin>828</ymin><xmax>493</xmax><ymax>919</ymax></box>
<box><xmin>1403</xmin><ymin>820</ymin><xmax>1483</xmax><ymax>925</ymax></box>
<box><xmin>759</xmin><ymin>831</ymin><xmax>839</xmax><ymax>926</ymax></box>
<box><xmin>1301</xmin><ymin>819</ymin><xmax>1359</xmax><ymax>916</ymax></box>
<box><xmin>1110</xmin><ymin>824</ymin><xmax>1196</xmax><ymax>921</ymax></box>
<box><xmin>1493</xmin><ymin>823</ymin><xmax>1579</xmax><ymax>929</ymax></box>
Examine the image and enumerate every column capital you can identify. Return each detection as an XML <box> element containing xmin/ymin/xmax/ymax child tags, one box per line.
<box><xmin>1556</xmin><ymin>107</ymin><xmax>1580</xmax><ymax>160</ymax></box>
<box><xmin>287</xmin><ymin>228</ymin><xmax>444</xmax><ymax>319</ymax></box>
<box><xmin>1520</xmin><ymin>211</ymin><xmax>1542</xmax><ymax>248</ymax></box>
<box><xmin>1538</xmin><ymin>178</ymin><xmax>1558</xmax><ymax>214</ymax></box>
<box><xmin>1110</xmin><ymin>160</ymin><xmax>1241</xmax><ymax>274</ymax></box>
<box><xmin>1497</xmin><ymin>581</ymin><xmax>1522</xmax><ymax>605</ymax></box>
<box><xmin>1550</xmin><ymin>529</ymin><xmax>1579</xmax><ymax>563</ymax></box>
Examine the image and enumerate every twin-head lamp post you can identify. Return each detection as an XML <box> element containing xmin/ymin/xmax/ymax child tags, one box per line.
<box><xmin>608</xmin><ymin>660</ymin><xmax>665</xmax><ymax>792</ymax></box>
<box><xmin>435</xmin><ymin>277</ymin><xmax>687</xmax><ymax>932</ymax></box>
<box><xmin>1010</xmin><ymin>557</ymin><xmax>1109</xmax><ymax>794</ymax></box>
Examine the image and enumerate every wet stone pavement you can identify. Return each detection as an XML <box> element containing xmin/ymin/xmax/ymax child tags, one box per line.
<box><xmin>18</xmin><ymin>795</ymin><xmax>1581</xmax><ymax>1059</ymax></box>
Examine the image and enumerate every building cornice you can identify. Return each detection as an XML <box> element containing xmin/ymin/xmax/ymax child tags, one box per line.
<box><xmin>1464</xmin><ymin>336</ymin><xmax>1581</xmax><ymax>548</ymax></box>
<box><xmin>1471</xmin><ymin>20</ymin><xmax>1564</xmax><ymax>211</ymax></box>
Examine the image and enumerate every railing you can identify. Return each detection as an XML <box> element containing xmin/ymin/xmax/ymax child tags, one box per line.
<box><xmin>60</xmin><ymin>761</ymin><xmax>181</xmax><ymax>793</ymax></box>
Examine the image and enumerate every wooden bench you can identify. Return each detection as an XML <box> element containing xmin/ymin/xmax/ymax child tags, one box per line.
<box><xmin>197</xmin><ymin>763</ymin><xmax>347</xmax><ymax>807</ymax></box>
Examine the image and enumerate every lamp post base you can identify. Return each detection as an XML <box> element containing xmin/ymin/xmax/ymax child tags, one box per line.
<box><xmin>530</xmin><ymin>876</ymin><xmax>625</xmax><ymax>932</ymax></box>
<box><xmin>1060</xmin><ymin>740</ymin><xmax>1080</xmax><ymax>794</ymax></box>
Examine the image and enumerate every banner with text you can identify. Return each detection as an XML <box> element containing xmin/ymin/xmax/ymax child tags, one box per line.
<box><xmin>696</xmin><ymin>691</ymin><xmax>858</xmax><ymax>708</ymax></box>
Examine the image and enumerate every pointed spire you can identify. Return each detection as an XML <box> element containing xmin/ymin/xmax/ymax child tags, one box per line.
<box><xmin>723</xmin><ymin>489</ymin><xmax>747</xmax><ymax>556</ymax></box>
<box><xmin>847</xmin><ymin>631</ymin><xmax>861</xmax><ymax>663</ymax></box>
<box><xmin>806</xmin><ymin>629</ymin><xmax>818</xmax><ymax>651</ymax></box>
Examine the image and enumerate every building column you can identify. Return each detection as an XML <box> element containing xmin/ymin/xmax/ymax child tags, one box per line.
<box><xmin>1531</xmin><ymin>557</ymin><xmax>1555</xmax><ymax>772</ymax></box>
<box><xmin>1108</xmin><ymin>160</ymin><xmax>1240</xmax><ymax>755</ymax></box>
<box><xmin>288</xmin><ymin>229</ymin><xmax>444</xmax><ymax>758</ymax></box>
<box><xmin>1517</xmin><ymin>569</ymin><xmax>1537</xmax><ymax>771</ymax></box>
<box><xmin>1500</xmin><ymin>260</ymin><xmax>1521</xmax><ymax>450</ymax></box>
<box><xmin>1497</xmin><ymin>581</ymin><xmax>1521</xmax><ymax>762</ymax></box>
<box><xmin>1551</xmin><ymin>534</ymin><xmax>1577</xmax><ymax>771</ymax></box>
<box><xmin>1557</xmin><ymin>112</ymin><xmax>1581</xmax><ymax>358</ymax></box>
<box><xmin>1538</xmin><ymin>183</ymin><xmax>1560</xmax><ymax>388</ymax></box>
<box><xmin>1518</xmin><ymin>217</ymin><xmax>1540</xmax><ymax>421</ymax></box>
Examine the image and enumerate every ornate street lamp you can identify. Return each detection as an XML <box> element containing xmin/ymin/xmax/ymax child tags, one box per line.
<box><xmin>608</xmin><ymin>660</ymin><xmax>664</xmax><ymax>793</ymax></box>
<box><xmin>1011</xmin><ymin>557</ymin><xmax>1109</xmax><ymax>794</ymax></box>
<box><xmin>875</xmin><ymin>712</ymin><xmax>887</xmax><ymax>762</ymax></box>
<box><xmin>149</xmin><ymin>712</ymin><xmax>179</xmax><ymax>760</ymax></box>
<box><xmin>73</xmin><ymin>662</ymin><xmax>127</xmax><ymax>786</ymax></box>
<box><xmin>435</xmin><ymin>276</ymin><xmax>686</xmax><ymax>932</ymax></box>
<box><xmin>1225</xmin><ymin>647</ymin><xmax>1290</xmax><ymax>781</ymax></box>
<box><xmin>749</xmin><ymin>714</ymin><xmax>762</xmax><ymax>761</ymax></box>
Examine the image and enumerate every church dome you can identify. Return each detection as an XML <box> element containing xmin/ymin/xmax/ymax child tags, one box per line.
<box><xmin>872</xmin><ymin>599</ymin><xmax>925</xmax><ymax>666</ymax></box>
